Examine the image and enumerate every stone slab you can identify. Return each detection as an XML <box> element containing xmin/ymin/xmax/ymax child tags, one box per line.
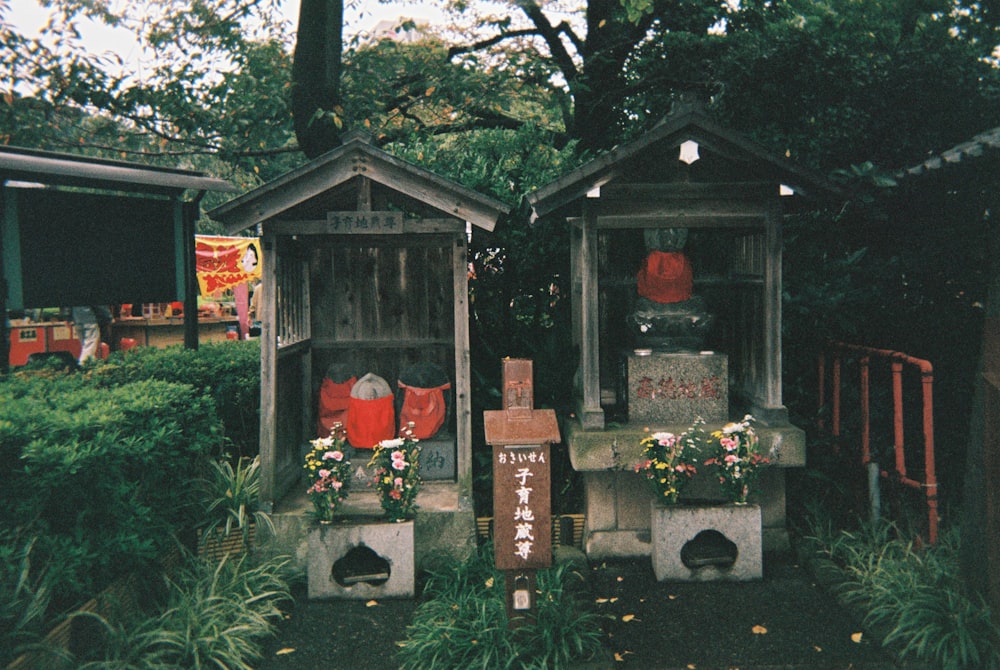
<box><xmin>419</xmin><ymin>437</ymin><xmax>457</xmax><ymax>481</ymax></box>
<box><xmin>627</xmin><ymin>352</ymin><xmax>728</xmax><ymax>423</ymax></box>
<box><xmin>650</xmin><ymin>502</ymin><xmax>762</xmax><ymax>582</ymax></box>
<box><xmin>308</xmin><ymin>519</ymin><xmax>414</xmax><ymax>599</ymax></box>
<box><xmin>563</xmin><ymin>417</ymin><xmax>806</xmax><ymax>471</ymax></box>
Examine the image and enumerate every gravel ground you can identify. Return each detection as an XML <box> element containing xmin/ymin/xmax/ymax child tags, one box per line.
<box><xmin>255</xmin><ymin>545</ymin><xmax>907</xmax><ymax>670</ymax></box>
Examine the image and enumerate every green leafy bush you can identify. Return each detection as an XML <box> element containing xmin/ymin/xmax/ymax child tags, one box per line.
<box><xmin>399</xmin><ymin>542</ymin><xmax>604</xmax><ymax>669</ymax></box>
<box><xmin>0</xmin><ymin>373</ymin><xmax>221</xmax><ymax>612</ymax></box>
<box><xmin>804</xmin><ymin>515</ymin><xmax>1000</xmax><ymax>669</ymax></box>
<box><xmin>201</xmin><ymin>455</ymin><xmax>274</xmax><ymax>549</ymax></box>
<box><xmin>74</xmin><ymin>552</ymin><xmax>294</xmax><ymax>670</ymax></box>
<box><xmin>89</xmin><ymin>340</ymin><xmax>261</xmax><ymax>458</ymax></box>
<box><xmin>0</xmin><ymin>531</ymin><xmax>58</xmax><ymax>665</ymax></box>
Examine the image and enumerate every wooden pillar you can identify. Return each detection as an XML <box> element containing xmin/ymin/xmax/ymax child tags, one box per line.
<box><xmin>577</xmin><ymin>204</ymin><xmax>604</xmax><ymax>429</ymax></box>
<box><xmin>760</xmin><ymin>202</ymin><xmax>786</xmax><ymax>422</ymax></box>
<box><xmin>181</xmin><ymin>199</ymin><xmax>199</xmax><ymax>350</ymax></box>
<box><xmin>453</xmin><ymin>230</ymin><xmax>474</xmax><ymax>506</ymax></box>
<box><xmin>258</xmin><ymin>230</ymin><xmax>278</xmax><ymax>510</ymax></box>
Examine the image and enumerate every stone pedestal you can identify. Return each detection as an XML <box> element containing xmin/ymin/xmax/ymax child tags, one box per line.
<box><xmin>626</xmin><ymin>352</ymin><xmax>727</xmax><ymax>423</ymax></box>
<box><xmin>651</xmin><ymin>502</ymin><xmax>762</xmax><ymax>581</ymax></box>
<box><xmin>565</xmin><ymin>418</ymin><xmax>803</xmax><ymax>558</ymax></box>
<box><xmin>308</xmin><ymin>519</ymin><xmax>415</xmax><ymax>599</ymax></box>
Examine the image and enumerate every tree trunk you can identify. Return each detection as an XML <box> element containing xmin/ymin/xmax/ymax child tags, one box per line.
<box><xmin>571</xmin><ymin>0</ymin><xmax>652</xmax><ymax>152</ymax></box>
<box><xmin>292</xmin><ymin>0</ymin><xmax>344</xmax><ymax>158</ymax></box>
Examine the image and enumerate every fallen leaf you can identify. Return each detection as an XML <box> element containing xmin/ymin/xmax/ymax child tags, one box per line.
<box><xmin>851</xmin><ymin>632</ymin><xmax>863</xmax><ymax>643</ymax></box>
<box><xmin>614</xmin><ymin>652</ymin><xmax>625</xmax><ymax>662</ymax></box>
<box><xmin>275</xmin><ymin>648</ymin><xmax>296</xmax><ymax>655</ymax></box>
<box><xmin>622</xmin><ymin>614</ymin><xmax>639</xmax><ymax>622</ymax></box>
<box><xmin>752</xmin><ymin>625</ymin><xmax>768</xmax><ymax>635</ymax></box>
<box><xmin>595</xmin><ymin>597</ymin><xmax>610</xmax><ymax>603</ymax></box>
<box><xmin>668</xmin><ymin>594</ymin><xmax>678</xmax><ymax>600</ymax></box>
<box><xmin>813</xmin><ymin>645</ymin><xmax>823</xmax><ymax>652</ymax></box>
<box><xmin>610</xmin><ymin>597</ymin><xmax>619</xmax><ymax>603</ymax></box>
<box><xmin>617</xmin><ymin>576</ymin><xmax>624</xmax><ymax>582</ymax></box>
<box><xmin>366</xmin><ymin>600</ymin><xmax>379</xmax><ymax>607</ymax></box>
<box><xmin>686</xmin><ymin>665</ymin><xmax>697</xmax><ymax>669</ymax></box>
<box><xmin>485</xmin><ymin>577</ymin><xmax>495</xmax><ymax>588</ymax></box>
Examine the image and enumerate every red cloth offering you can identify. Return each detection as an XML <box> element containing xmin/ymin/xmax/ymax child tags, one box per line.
<box><xmin>316</xmin><ymin>376</ymin><xmax>356</xmax><ymax>438</ymax></box>
<box><xmin>398</xmin><ymin>381</ymin><xmax>451</xmax><ymax>439</ymax></box>
<box><xmin>637</xmin><ymin>251</ymin><xmax>693</xmax><ymax>304</ymax></box>
<box><xmin>346</xmin><ymin>395</ymin><xmax>396</xmax><ymax>449</ymax></box>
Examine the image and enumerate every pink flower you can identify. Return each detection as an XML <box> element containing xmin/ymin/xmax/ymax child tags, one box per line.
<box><xmin>323</xmin><ymin>450</ymin><xmax>344</xmax><ymax>461</ymax></box>
<box><xmin>391</xmin><ymin>450</ymin><xmax>406</xmax><ymax>461</ymax></box>
<box><xmin>318</xmin><ymin>468</ymin><xmax>330</xmax><ymax>479</ymax></box>
<box><xmin>724</xmin><ymin>454</ymin><xmax>739</xmax><ymax>464</ymax></box>
<box><xmin>394</xmin><ymin>477</ymin><xmax>404</xmax><ymax>488</ymax></box>
<box><xmin>392</xmin><ymin>459</ymin><xmax>407</xmax><ymax>471</ymax></box>
<box><xmin>389</xmin><ymin>489</ymin><xmax>402</xmax><ymax>500</ymax></box>
<box><xmin>332</xmin><ymin>480</ymin><xmax>343</xmax><ymax>490</ymax></box>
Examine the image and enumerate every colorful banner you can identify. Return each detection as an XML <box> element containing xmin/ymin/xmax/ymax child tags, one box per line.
<box><xmin>195</xmin><ymin>236</ymin><xmax>262</xmax><ymax>295</ymax></box>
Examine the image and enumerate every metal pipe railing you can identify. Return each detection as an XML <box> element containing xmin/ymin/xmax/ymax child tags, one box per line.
<box><xmin>817</xmin><ymin>342</ymin><xmax>939</xmax><ymax>544</ymax></box>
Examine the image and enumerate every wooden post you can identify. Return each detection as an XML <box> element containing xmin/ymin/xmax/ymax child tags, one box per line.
<box><xmin>484</xmin><ymin>359</ymin><xmax>560</xmax><ymax>624</ymax></box>
<box><xmin>981</xmin><ymin>318</ymin><xmax>1000</xmax><ymax>617</ymax></box>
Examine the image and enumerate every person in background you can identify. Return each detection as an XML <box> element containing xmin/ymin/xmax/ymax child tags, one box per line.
<box><xmin>248</xmin><ymin>280</ymin><xmax>262</xmax><ymax>335</ymax></box>
<box><xmin>71</xmin><ymin>306</ymin><xmax>100</xmax><ymax>363</ymax></box>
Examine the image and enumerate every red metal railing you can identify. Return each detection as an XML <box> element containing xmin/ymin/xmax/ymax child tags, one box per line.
<box><xmin>817</xmin><ymin>342</ymin><xmax>939</xmax><ymax>544</ymax></box>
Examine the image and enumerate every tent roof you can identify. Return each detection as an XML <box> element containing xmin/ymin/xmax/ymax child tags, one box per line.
<box><xmin>0</xmin><ymin>145</ymin><xmax>235</xmax><ymax>196</ymax></box>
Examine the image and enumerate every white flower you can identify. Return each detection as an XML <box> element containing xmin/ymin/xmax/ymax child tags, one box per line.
<box><xmin>379</xmin><ymin>438</ymin><xmax>405</xmax><ymax>449</ymax></box>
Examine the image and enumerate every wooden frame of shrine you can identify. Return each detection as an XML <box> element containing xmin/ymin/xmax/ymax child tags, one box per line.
<box><xmin>207</xmin><ymin>132</ymin><xmax>510</xmax><ymax>545</ymax></box>
<box><xmin>527</xmin><ymin>104</ymin><xmax>842</xmax><ymax>555</ymax></box>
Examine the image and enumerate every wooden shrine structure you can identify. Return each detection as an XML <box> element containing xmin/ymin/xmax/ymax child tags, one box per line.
<box><xmin>527</xmin><ymin>103</ymin><xmax>841</xmax><ymax>555</ymax></box>
<box><xmin>207</xmin><ymin>132</ymin><xmax>509</xmax><ymax>564</ymax></box>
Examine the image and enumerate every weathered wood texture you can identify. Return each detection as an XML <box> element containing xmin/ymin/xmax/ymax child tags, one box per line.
<box><xmin>309</xmin><ymin>235</ymin><xmax>456</xmax><ymax>380</ymax></box>
<box><xmin>259</xmin><ymin>234</ymin><xmax>313</xmax><ymax>507</ymax></box>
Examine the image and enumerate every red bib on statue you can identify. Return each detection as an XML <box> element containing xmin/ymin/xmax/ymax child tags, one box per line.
<box><xmin>346</xmin><ymin>395</ymin><xmax>396</xmax><ymax>448</ymax></box>
<box><xmin>637</xmin><ymin>251</ymin><xmax>693</xmax><ymax>304</ymax></box>
<box><xmin>316</xmin><ymin>376</ymin><xmax>355</xmax><ymax>438</ymax></box>
<box><xmin>398</xmin><ymin>381</ymin><xmax>450</xmax><ymax>439</ymax></box>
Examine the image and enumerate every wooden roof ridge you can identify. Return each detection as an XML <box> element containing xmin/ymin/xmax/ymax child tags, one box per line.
<box><xmin>899</xmin><ymin>126</ymin><xmax>1000</xmax><ymax>179</ymax></box>
<box><xmin>527</xmin><ymin>108</ymin><xmax>843</xmax><ymax>220</ymax></box>
<box><xmin>0</xmin><ymin>144</ymin><xmax>235</xmax><ymax>195</ymax></box>
<box><xmin>207</xmin><ymin>131</ymin><xmax>511</xmax><ymax>234</ymax></box>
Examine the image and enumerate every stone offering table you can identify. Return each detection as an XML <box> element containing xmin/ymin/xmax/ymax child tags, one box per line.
<box><xmin>565</xmin><ymin>417</ymin><xmax>804</xmax><ymax>558</ymax></box>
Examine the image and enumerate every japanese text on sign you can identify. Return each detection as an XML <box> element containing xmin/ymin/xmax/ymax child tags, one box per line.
<box><xmin>635</xmin><ymin>375</ymin><xmax>723</xmax><ymax>401</ymax></box>
<box><xmin>326</xmin><ymin>211</ymin><xmax>404</xmax><ymax>234</ymax></box>
<box><xmin>492</xmin><ymin>444</ymin><xmax>551</xmax><ymax>570</ymax></box>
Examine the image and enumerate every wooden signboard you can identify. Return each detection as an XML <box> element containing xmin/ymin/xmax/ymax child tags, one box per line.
<box><xmin>484</xmin><ymin>358</ymin><xmax>560</xmax><ymax>619</ymax></box>
<box><xmin>492</xmin><ymin>442</ymin><xmax>552</xmax><ymax>571</ymax></box>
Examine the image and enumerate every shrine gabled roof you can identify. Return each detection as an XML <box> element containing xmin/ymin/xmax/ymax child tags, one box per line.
<box><xmin>0</xmin><ymin>145</ymin><xmax>235</xmax><ymax>196</ymax></box>
<box><xmin>207</xmin><ymin>132</ymin><xmax>510</xmax><ymax>234</ymax></box>
<box><xmin>897</xmin><ymin>126</ymin><xmax>1000</xmax><ymax>179</ymax></box>
<box><xmin>527</xmin><ymin>107</ymin><xmax>843</xmax><ymax>220</ymax></box>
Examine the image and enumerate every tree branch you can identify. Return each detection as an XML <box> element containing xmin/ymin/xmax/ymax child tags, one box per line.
<box><xmin>447</xmin><ymin>28</ymin><xmax>543</xmax><ymax>58</ymax></box>
<box><xmin>446</xmin><ymin>1</ymin><xmax>581</xmax><ymax>87</ymax></box>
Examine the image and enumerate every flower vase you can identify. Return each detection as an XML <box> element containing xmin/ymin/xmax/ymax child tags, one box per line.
<box><xmin>650</xmin><ymin>500</ymin><xmax>762</xmax><ymax>582</ymax></box>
